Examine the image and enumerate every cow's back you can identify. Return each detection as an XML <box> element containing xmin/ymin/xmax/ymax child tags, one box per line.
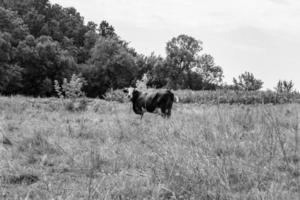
<box><xmin>156</xmin><ymin>90</ymin><xmax>174</xmax><ymax>106</ymax></box>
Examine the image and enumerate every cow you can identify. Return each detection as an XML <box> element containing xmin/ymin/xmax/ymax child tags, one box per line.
<box><xmin>123</xmin><ymin>87</ymin><xmax>178</xmax><ymax>119</ymax></box>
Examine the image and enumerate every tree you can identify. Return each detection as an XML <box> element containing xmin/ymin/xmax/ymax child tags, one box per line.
<box><xmin>86</xmin><ymin>21</ymin><xmax>97</xmax><ymax>32</ymax></box>
<box><xmin>15</xmin><ymin>35</ymin><xmax>76</xmax><ymax>96</ymax></box>
<box><xmin>0</xmin><ymin>8</ymin><xmax>28</xmax><ymax>94</ymax></box>
<box><xmin>79</xmin><ymin>28</ymin><xmax>99</xmax><ymax>62</ymax></box>
<box><xmin>0</xmin><ymin>0</ymin><xmax>50</xmax><ymax>15</ymax></box>
<box><xmin>165</xmin><ymin>34</ymin><xmax>223</xmax><ymax>90</ymax></box>
<box><xmin>0</xmin><ymin>32</ymin><xmax>23</xmax><ymax>94</ymax></box>
<box><xmin>0</xmin><ymin>1</ymin><xmax>106</xmax><ymax>96</ymax></box>
<box><xmin>0</xmin><ymin>0</ymin><xmax>49</xmax><ymax>37</ymax></box>
<box><xmin>275</xmin><ymin>80</ymin><xmax>294</xmax><ymax>93</ymax></box>
<box><xmin>82</xmin><ymin>37</ymin><xmax>138</xmax><ymax>97</ymax></box>
<box><xmin>195</xmin><ymin>54</ymin><xmax>223</xmax><ymax>89</ymax></box>
<box><xmin>0</xmin><ymin>7</ymin><xmax>29</xmax><ymax>45</ymax></box>
<box><xmin>135</xmin><ymin>53</ymin><xmax>169</xmax><ymax>88</ymax></box>
<box><xmin>165</xmin><ymin>34</ymin><xmax>203</xmax><ymax>88</ymax></box>
<box><xmin>99</xmin><ymin>21</ymin><xmax>116</xmax><ymax>38</ymax></box>
<box><xmin>233</xmin><ymin>71</ymin><xmax>263</xmax><ymax>91</ymax></box>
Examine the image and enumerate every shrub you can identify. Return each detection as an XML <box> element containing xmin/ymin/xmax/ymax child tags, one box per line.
<box><xmin>54</xmin><ymin>74</ymin><xmax>87</xmax><ymax>99</ymax></box>
<box><xmin>135</xmin><ymin>73</ymin><xmax>149</xmax><ymax>90</ymax></box>
<box><xmin>54</xmin><ymin>74</ymin><xmax>88</xmax><ymax>111</ymax></box>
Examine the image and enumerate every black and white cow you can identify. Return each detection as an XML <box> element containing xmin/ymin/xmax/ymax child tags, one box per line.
<box><xmin>123</xmin><ymin>88</ymin><xmax>178</xmax><ymax>119</ymax></box>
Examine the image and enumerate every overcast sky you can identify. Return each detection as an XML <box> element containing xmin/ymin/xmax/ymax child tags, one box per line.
<box><xmin>51</xmin><ymin>0</ymin><xmax>300</xmax><ymax>89</ymax></box>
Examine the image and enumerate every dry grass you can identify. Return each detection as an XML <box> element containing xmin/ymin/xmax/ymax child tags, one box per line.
<box><xmin>0</xmin><ymin>96</ymin><xmax>300</xmax><ymax>200</ymax></box>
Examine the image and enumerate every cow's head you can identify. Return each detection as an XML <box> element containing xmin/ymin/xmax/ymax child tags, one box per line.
<box><xmin>123</xmin><ymin>87</ymin><xmax>136</xmax><ymax>100</ymax></box>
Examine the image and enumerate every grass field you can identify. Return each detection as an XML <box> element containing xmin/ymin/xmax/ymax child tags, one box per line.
<box><xmin>0</xmin><ymin>96</ymin><xmax>300</xmax><ymax>200</ymax></box>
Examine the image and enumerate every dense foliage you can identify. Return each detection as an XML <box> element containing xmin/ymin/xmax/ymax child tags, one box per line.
<box><xmin>0</xmin><ymin>0</ymin><xmax>228</xmax><ymax>97</ymax></box>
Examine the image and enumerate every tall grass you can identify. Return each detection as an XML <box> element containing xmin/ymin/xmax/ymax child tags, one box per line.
<box><xmin>174</xmin><ymin>89</ymin><xmax>300</xmax><ymax>104</ymax></box>
<box><xmin>104</xmin><ymin>89</ymin><xmax>300</xmax><ymax>105</ymax></box>
<box><xmin>0</xmin><ymin>96</ymin><xmax>299</xmax><ymax>199</ymax></box>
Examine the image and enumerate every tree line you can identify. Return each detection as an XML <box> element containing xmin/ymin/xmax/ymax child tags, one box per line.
<box><xmin>0</xmin><ymin>0</ymin><xmax>287</xmax><ymax>98</ymax></box>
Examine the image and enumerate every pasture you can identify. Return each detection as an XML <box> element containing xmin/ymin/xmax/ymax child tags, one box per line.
<box><xmin>0</xmin><ymin>96</ymin><xmax>300</xmax><ymax>200</ymax></box>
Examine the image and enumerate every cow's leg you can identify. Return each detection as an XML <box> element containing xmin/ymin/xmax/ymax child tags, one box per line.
<box><xmin>165</xmin><ymin>99</ymin><xmax>173</xmax><ymax>118</ymax></box>
<box><xmin>161</xmin><ymin>106</ymin><xmax>167</xmax><ymax>118</ymax></box>
<box><xmin>166</xmin><ymin>104</ymin><xmax>172</xmax><ymax>117</ymax></box>
<box><xmin>166</xmin><ymin>109</ymin><xmax>171</xmax><ymax>118</ymax></box>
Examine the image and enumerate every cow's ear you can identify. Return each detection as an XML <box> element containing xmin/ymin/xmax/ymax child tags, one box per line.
<box><xmin>123</xmin><ymin>88</ymin><xmax>128</xmax><ymax>93</ymax></box>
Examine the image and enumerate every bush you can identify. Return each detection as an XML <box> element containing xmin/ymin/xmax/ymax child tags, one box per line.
<box><xmin>54</xmin><ymin>74</ymin><xmax>88</xmax><ymax>111</ymax></box>
<box><xmin>135</xmin><ymin>73</ymin><xmax>149</xmax><ymax>90</ymax></box>
<box><xmin>54</xmin><ymin>74</ymin><xmax>87</xmax><ymax>99</ymax></box>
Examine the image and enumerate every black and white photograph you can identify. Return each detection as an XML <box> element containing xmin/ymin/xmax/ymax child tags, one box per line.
<box><xmin>0</xmin><ymin>0</ymin><xmax>300</xmax><ymax>199</ymax></box>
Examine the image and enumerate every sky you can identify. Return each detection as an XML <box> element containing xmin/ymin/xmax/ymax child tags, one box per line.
<box><xmin>50</xmin><ymin>0</ymin><xmax>300</xmax><ymax>90</ymax></box>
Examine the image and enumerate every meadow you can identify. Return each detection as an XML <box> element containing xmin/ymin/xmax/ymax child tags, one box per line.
<box><xmin>0</xmin><ymin>96</ymin><xmax>300</xmax><ymax>200</ymax></box>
